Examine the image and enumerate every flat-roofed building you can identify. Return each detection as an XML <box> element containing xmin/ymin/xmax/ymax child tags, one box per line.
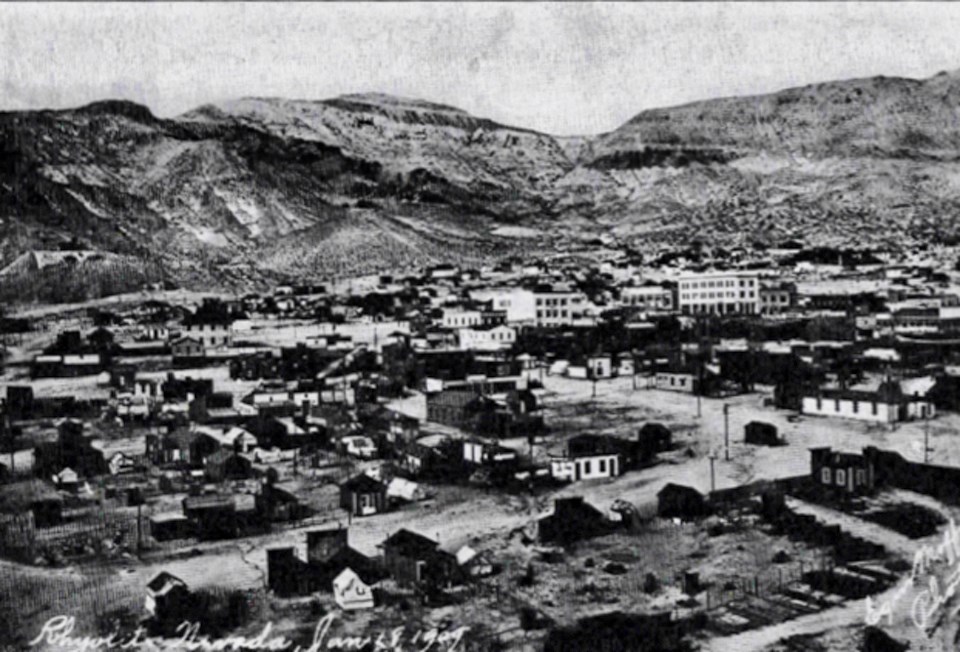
<box><xmin>621</xmin><ymin>285</ymin><xmax>675</xmax><ymax>312</ymax></box>
<box><xmin>677</xmin><ymin>271</ymin><xmax>760</xmax><ymax>316</ymax></box>
<box><xmin>533</xmin><ymin>288</ymin><xmax>586</xmax><ymax>326</ymax></box>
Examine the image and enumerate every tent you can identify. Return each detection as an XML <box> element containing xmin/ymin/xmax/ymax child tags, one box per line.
<box><xmin>332</xmin><ymin>568</ymin><xmax>374</xmax><ymax>610</ymax></box>
<box><xmin>387</xmin><ymin>477</ymin><xmax>426</xmax><ymax>503</ymax></box>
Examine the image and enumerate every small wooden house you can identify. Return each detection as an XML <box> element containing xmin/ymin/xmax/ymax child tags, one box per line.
<box><xmin>204</xmin><ymin>450</ymin><xmax>253</xmax><ymax>483</ymax></box>
<box><xmin>745</xmin><ymin>421</ymin><xmax>781</xmax><ymax>447</ymax></box>
<box><xmin>145</xmin><ymin>571</ymin><xmax>190</xmax><ymax>620</ymax></box>
<box><xmin>379</xmin><ymin>529</ymin><xmax>460</xmax><ymax>589</ymax></box>
<box><xmin>538</xmin><ymin>496</ymin><xmax>610</xmax><ymax>544</ymax></box>
<box><xmin>657</xmin><ymin>483</ymin><xmax>709</xmax><ymax>520</ymax></box>
<box><xmin>810</xmin><ymin>447</ymin><xmax>875</xmax><ymax>495</ymax></box>
<box><xmin>339</xmin><ymin>474</ymin><xmax>387</xmax><ymax>517</ymax></box>
<box><xmin>638</xmin><ymin>423</ymin><xmax>672</xmax><ymax>460</ymax></box>
<box><xmin>149</xmin><ymin>513</ymin><xmax>193</xmax><ymax>542</ymax></box>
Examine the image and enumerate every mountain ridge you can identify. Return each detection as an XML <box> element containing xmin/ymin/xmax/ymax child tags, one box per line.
<box><xmin>4</xmin><ymin>68</ymin><xmax>960</xmax><ymax>299</ymax></box>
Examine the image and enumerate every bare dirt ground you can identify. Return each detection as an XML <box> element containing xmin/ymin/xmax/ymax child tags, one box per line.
<box><xmin>7</xmin><ymin>372</ymin><xmax>960</xmax><ymax>650</ymax></box>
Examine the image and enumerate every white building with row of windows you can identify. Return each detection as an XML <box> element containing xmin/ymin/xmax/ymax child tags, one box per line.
<box><xmin>677</xmin><ymin>271</ymin><xmax>760</xmax><ymax>315</ymax></box>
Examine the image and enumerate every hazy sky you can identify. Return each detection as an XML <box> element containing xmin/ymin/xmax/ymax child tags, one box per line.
<box><xmin>2</xmin><ymin>2</ymin><xmax>960</xmax><ymax>135</ymax></box>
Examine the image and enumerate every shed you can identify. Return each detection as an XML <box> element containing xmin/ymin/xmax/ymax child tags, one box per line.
<box><xmin>657</xmin><ymin>483</ymin><xmax>710</xmax><ymax>520</ymax></box>
<box><xmin>744</xmin><ymin>421</ymin><xmax>781</xmax><ymax>446</ymax></box>
<box><xmin>149</xmin><ymin>513</ymin><xmax>193</xmax><ymax>542</ymax></box>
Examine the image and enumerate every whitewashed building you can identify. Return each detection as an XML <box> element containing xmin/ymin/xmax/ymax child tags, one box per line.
<box><xmin>677</xmin><ymin>271</ymin><xmax>760</xmax><ymax>315</ymax></box>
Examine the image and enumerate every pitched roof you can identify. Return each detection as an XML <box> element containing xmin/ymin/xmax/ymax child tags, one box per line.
<box><xmin>380</xmin><ymin>528</ymin><xmax>438</xmax><ymax>555</ymax></box>
<box><xmin>147</xmin><ymin>571</ymin><xmax>187</xmax><ymax>594</ymax></box>
<box><xmin>341</xmin><ymin>474</ymin><xmax>386</xmax><ymax>494</ymax></box>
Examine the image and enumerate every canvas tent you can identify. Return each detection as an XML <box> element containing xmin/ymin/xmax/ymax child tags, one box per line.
<box><xmin>332</xmin><ymin>568</ymin><xmax>374</xmax><ymax>610</ymax></box>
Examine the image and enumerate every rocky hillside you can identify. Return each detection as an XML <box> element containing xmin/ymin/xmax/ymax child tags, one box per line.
<box><xmin>0</xmin><ymin>94</ymin><xmax>571</xmax><ymax>294</ymax></box>
<box><xmin>4</xmin><ymin>70</ymin><xmax>960</xmax><ymax>298</ymax></box>
<box><xmin>570</xmin><ymin>69</ymin><xmax>960</xmax><ymax>249</ymax></box>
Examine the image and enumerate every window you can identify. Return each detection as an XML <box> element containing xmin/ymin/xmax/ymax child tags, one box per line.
<box><xmin>599</xmin><ymin>459</ymin><xmax>606</xmax><ymax>474</ymax></box>
<box><xmin>853</xmin><ymin>400</ymin><xmax>859</xmax><ymax>414</ymax></box>
<box><xmin>856</xmin><ymin>469</ymin><xmax>866</xmax><ymax>485</ymax></box>
<box><xmin>816</xmin><ymin>397</ymin><xmax>822</xmax><ymax>410</ymax></box>
<box><xmin>583</xmin><ymin>460</ymin><xmax>592</xmax><ymax>475</ymax></box>
<box><xmin>836</xmin><ymin>469</ymin><xmax>846</xmax><ymax>487</ymax></box>
<box><xmin>835</xmin><ymin>399</ymin><xmax>841</xmax><ymax>412</ymax></box>
<box><xmin>821</xmin><ymin>468</ymin><xmax>831</xmax><ymax>484</ymax></box>
<box><xmin>872</xmin><ymin>402</ymin><xmax>878</xmax><ymax>415</ymax></box>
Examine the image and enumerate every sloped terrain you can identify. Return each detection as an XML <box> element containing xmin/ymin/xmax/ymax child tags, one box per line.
<box><xmin>0</xmin><ymin>95</ymin><xmax>569</xmax><ymax>295</ymax></box>
<box><xmin>5</xmin><ymin>69</ymin><xmax>960</xmax><ymax>299</ymax></box>
<box><xmin>565</xmin><ymin>69</ymin><xmax>960</xmax><ymax>249</ymax></box>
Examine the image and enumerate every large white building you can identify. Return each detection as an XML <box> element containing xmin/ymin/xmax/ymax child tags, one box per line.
<box><xmin>457</xmin><ymin>325</ymin><xmax>517</xmax><ymax>351</ymax></box>
<box><xmin>677</xmin><ymin>271</ymin><xmax>760</xmax><ymax>315</ymax></box>
<box><xmin>533</xmin><ymin>289</ymin><xmax>586</xmax><ymax>327</ymax></box>
<box><xmin>801</xmin><ymin>385</ymin><xmax>935</xmax><ymax>423</ymax></box>
<box><xmin>468</xmin><ymin>288</ymin><xmax>537</xmax><ymax>324</ymax></box>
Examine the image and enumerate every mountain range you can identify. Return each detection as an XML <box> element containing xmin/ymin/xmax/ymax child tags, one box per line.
<box><xmin>4</xmin><ymin>68</ymin><xmax>960</xmax><ymax>297</ymax></box>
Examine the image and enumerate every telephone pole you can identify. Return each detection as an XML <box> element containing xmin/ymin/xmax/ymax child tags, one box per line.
<box><xmin>723</xmin><ymin>404</ymin><xmax>730</xmax><ymax>461</ymax></box>
<box><xmin>709</xmin><ymin>454</ymin><xmax>716</xmax><ymax>493</ymax></box>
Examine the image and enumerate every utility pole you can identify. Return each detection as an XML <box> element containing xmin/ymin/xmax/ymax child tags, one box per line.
<box><xmin>709</xmin><ymin>454</ymin><xmax>716</xmax><ymax>494</ymax></box>
<box><xmin>136</xmin><ymin>501</ymin><xmax>142</xmax><ymax>554</ymax></box>
<box><xmin>723</xmin><ymin>404</ymin><xmax>730</xmax><ymax>461</ymax></box>
<box><xmin>2</xmin><ymin>412</ymin><xmax>12</xmax><ymax>475</ymax></box>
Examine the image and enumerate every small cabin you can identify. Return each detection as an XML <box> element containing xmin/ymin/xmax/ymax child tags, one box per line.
<box><xmin>339</xmin><ymin>474</ymin><xmax>387</xmax><ymax>517</ymax></box>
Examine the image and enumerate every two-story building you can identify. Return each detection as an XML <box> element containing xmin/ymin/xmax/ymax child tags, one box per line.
<box><xmin>621</xmin><ymin>285</ymin><xmax>675</xmax><ymax>312</ymax></box>
<box><xmin>677</xmin><ymin>271</ymin><xmax>760</xmax><ymax>315</ymax></box>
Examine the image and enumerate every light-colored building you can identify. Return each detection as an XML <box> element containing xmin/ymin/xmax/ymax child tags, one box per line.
<box><xmin>533</xmin><ymin>289</ymin><xmax>586</xmax><ymax>327</ymax></box>
<box><xmin>621</xmin><ymin>285</ymin><xmax>674</xmax><ymax>312</ymax></box>
<box><xmin>759</xmin><ymin>282</ymin><xmax>796</xmax><ymax>315</ymax></box>
<box><xmin>677</xmin><ymin>271</ymin><xmax>760</xmax><ymax>315</ymax></box>
<box><xmin>183</xmin><ymin>322</ymin><xmax>233</xmax><ymax>349</ymax></box>
<box><xmin>469</xmin><ymin>288</ymin><xmax>537</xmax><ymax>324</ymax></box>
<box><xmin>458</xmin><ymin>325</ymin><xmax>516</xmax><ymax>351</ymax></box>
<box><xmin>441</xmin><ymin>309</ymin><xmax>483</xmax><ymax>329</ymax></box>
<box><xmin>550</xmin><ymin>453</ymin><xmax>619</xmax><ymax>482</ymax></box>
<box><xmin>800</xmin><ymin>386</ymin><xmax>935</xmax><ymax>423</ymax></box>
<box><xmin>655</xmin><ymin>371</ymin><xmax>697</xmax><ymax>393</ymax></box>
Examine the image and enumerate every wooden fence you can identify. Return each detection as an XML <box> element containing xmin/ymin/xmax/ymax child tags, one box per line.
<box><xmin>0</xmin><ymin>560</ymin><xmax>142</xmax><ymax>644</ymax></box>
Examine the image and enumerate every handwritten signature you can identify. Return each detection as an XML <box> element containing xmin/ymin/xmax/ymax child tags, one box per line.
<box><xmin>865</xmin><ymin>516</ymin><xmax>960</xmax><ymax>636</ymax></box>
<box><xmin>30</xmin><ymin>613</ymin><xmax>469</xmax><ymax>652</ymax></box>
